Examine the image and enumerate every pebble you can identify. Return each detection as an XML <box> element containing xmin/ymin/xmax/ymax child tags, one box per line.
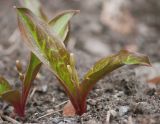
<box><xmin>110</xmin><ymin>110</ymin><xmax>117</xmax><ymax>117</ymax></box>
<box><xmin>114</xmin><ymin>91</ymin><xmax>124</xmax><ymax>98</ymax></box>
<box><xmin>97</xmin><ymin>104</ymin><xmax>103</xmax><ymax>109</ymax></box>
<box><xmin>87</xmin><ymin>105</ymin><xmax>91</xmax><ymax>111</ymax></box>
<box><xmin>52</xmin><ymin>97</ymin><xmax>55</xmax><ymax>102</ymax></box>
<box><xmin>41</xmin><ymin>85</ymin><xmax>48</xmax><ymax>92</ymax></box>
<box><xmin>88</xmin><ymin>99</ymin><xmax>97</xmax><ymax>106</ymax></box>
<box><xmin>119</xmin><ymin>106</ymin><xmax>129</xmax><ymax>116</ymax></box>
<box><xmin>37</xmin><ymin>85</ymin><xmax>48</xmax><ymax>93</ymax></box>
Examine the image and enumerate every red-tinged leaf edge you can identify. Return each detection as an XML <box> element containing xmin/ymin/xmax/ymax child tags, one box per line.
<box><xmin>15</xmin><ymin>6</ymin><xmax>151</xmax><ymax>117</ymax></box>
<box><xmin>17</xmin><ymin>7</ymin><xmax>82</xmax><ymax>116</ymax></box>
<box><xmin>17</xmin><ymin>7</ymin><xmax>80</xmax><ymax>100</ymax></box>
<box><xmin>0</xmin><ymin>77</ymin><xmax>24</xmax><ymax>117</ymax></box>
<box><xmin>80</xmin><ymin>49</ymin><xmax>151</xmax><ymax>110</ymax></box>
<box><xmin>0</xmin><ymin>76</ymin><xmax>12</xmax><ymax>96</ymax></box>
<box><xmin>48</xmin><ymin>10</ymin><xmax>79</xmax><ymax>45</ymax></box>
<box><xmin>21</xmin><ymin>53</ymin><xmax>41</xmax><ymax>111</ymax></box>
<box><xmin>1</xmin><ymin>90</ymin><xmax>24</xmax><ymax>117</ymax></box>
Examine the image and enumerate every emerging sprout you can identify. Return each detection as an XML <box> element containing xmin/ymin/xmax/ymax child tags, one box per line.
<box><xmin>0</xmin><ymin>1</ymin><xmax>77</xmax><ymax>117</ymax></box>
<box><xmin>0</xmin><ymin>54</ymin><xmax>41</xmax><ymax>117</ymax></box>
<box><xmin>16</xmin><ymin>7</ymin><xmax>151</xmax><ymax>116</ymax></box>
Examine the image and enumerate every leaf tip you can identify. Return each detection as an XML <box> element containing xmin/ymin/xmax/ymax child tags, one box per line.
<box><xmin>137</xmin><ymin>54</ymin><xmax>151</xmax><ymax>67</ymax></box>
<box><xmin>120</xmin><ymin>49</ymin><xmax>151</xmax><ymax>66</ymax></box>
<box><xmin>143</xmin><ymin>59</ymin><xmax>152</xmax><ymax>67</ymax></box>
<box><xmin>14</xmin><ymin>6</ymin><xmax>24</xmax><ymax>14</ymax></box>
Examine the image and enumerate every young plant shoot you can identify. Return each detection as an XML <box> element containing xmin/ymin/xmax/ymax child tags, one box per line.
<box><xmin>16</xmin><ymin>7</ymin><xmax>151</xmax><ymax>116</ymax></box>
<box><xmin>0</xmin><ymin>3</ymin><xmax>77</xmax><ymax>117</ymax></box>
<box><xmin>0</xmin><ymin>54</ymin><xmax>41</xmax><ymax>117</ymax></box>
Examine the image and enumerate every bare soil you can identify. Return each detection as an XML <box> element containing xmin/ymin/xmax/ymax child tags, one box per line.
<box><xmin>0</xmin><ymin>0</ymin><xmax>160</xmax><ymax>123</ymax></box>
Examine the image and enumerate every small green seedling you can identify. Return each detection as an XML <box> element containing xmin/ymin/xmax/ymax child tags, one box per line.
<box><xmin>16</xmin><ymin>7</ymin><xmax>151</xmax><ymax>115</ymax></box>
<box><xmin>0</xmin><ymin>1</ymin><xmax>77</xmax><ymax>117</ymax></box>
<box><xmin>0</xmin><ymin>54</ymin><xmax>41</xmax><ymax>117</ymax></box>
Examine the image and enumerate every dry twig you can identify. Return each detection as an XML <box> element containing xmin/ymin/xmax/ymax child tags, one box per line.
<box><xmin>29</xmin><ymin>87</ymin><xmax>38</xmax><ymax>100</ymax></box>
<box><xmin>0</xmin><ymin>113</ymin><xmax>21</xmax><ymax>124</ymax></box>
<box><xmin>37</xmin><ymin>109</ymin><xmax>62</xmax><ymax>120</ymax></box>
<box><xmin>106</xmin><ymin>110</ymin><xmax>111</xmax><ymax>124</ymax></box>
<box><xmin>54</xmin><ymin>100</ymin><xmax>69</xmax><ymax>108</ymax></box>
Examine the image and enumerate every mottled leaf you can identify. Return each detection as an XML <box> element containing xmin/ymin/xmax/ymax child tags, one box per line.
<box><xmin>49</xmin><ymin>10</ymin><xmax>79</xmax><ymax>43</ymax></box>
<box><xmin>81</xmin><ymin>49</ymin><xmax>151</xmax><ymax>97</ymax></box>
<box><xmin>0</xmin><ymin>76</ymin><xmax>12</xmax><ymax>96</ymax></box>
<box><xmin>17</xmin><ymin>8</ymin><xmax>80</xmax><ymax>99</ymax></box>
<box><xmin>20</xmin><ymin>0</ymin><xmax>46</xmax><ymax>110</ymax></box>
<box><xmin>16</xmin><ymin>7</ymin><xmax>152</xmax><ymax>116</ymax></box>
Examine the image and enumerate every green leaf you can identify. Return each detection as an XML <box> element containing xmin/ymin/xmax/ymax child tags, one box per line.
<box><xmin>1</xmin><ymin>90</ymin><xmax>24</xmax><ymax>116</ymax></box>
<box><xmin>23</xmin><ymin>53</ymin><xmax>41</xmax><ymax>92</ymax></box>
<box><xmin>20</xmin><ymin>0</ymin><xmax>47</xmax><ymax>109</ymax></box>
<box><xmin>48</xmin><ymin>10</ymin><xmax>79</xmax><ymax>44</ymax></box>
<box><xmin>80</xmin><ymin>49</ymin><xmax>151</xmax><ymax>97</ymax></box>
<box><xmin>22</xmin><ymin>53</ymin><xmax>41</xmax><ymax>106</ymax></box>
<box><xmin>0</xmin><ymin>76</ymin><xmax>12</xmax><ymax>96</ymax></box>
<box><xmin>17</xmin><ymin>8</ymin><xmax>80</xmax><ymax>99</ymax></box>
<box><xmin>1</xmin><ymin>90</ymin><xmax>21</xmax><ymax>105</ymax></box>
<box><xmin>21</xmin><ymin>9</ymin><xmax>77</xmax><ymax>102</ymax></box>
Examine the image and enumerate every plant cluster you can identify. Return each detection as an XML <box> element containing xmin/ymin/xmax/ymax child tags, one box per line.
<box><xmin>0</xmin><ymin>0</ymin><xmax>77</xmax><ymax>117</ymax></box>
<box><xmin>0</xmin><ymin>0</ymin><xmax>151</xmax><ymax>117</ymax></box>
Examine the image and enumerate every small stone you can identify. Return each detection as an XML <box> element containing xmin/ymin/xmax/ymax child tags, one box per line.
<box><xmin>41</xmin><ymin>85</ymin><xmax>48</xmax><ymax>92</ymax></box>
<box><xmin>97</xmin><ymin>104</ymin><xmax>103</xmax><ymax>109</ymax></box>
<box><xmin>87</xmin><ymin>105</ymin><xmax>91</xmax><ymax>111</ymax></box>
<box><xmin>8</xmin><ymin>106</ymin><xmax>14</xmax><ymax>112</ymax></box>
<box><xmin>119</xmin><ymin>106</ymin><xmax>129</xmax><ymax>116</ymax></box>
<box><xmin>52</xmin><ymin>97</ymin><xmax>55</xmax><ymax>102</ymax></box>
<box><xmin>37</xmin><ymin>85</ymin><xmax>48</xmax><ymax>93</ymax></box>
<box><xmin>110</xmin><ymin>110</ymin><xmax>117</xmax><ymax>117</ymax></box>
<box><xmin>37</xmin><ymin>73</ymin><xmax>45</xmax><ymax>80</ymax></box>
<box><xmin>46</xmin><ymin>109</ymin><xmax>54</xmax><ymax>113</ymax></box>
<box><xmin>88</xmin><ymin>99</ymin><xmax>97</xmax><ymax>106</ymax></box>
<box><xmin>122</xmin><ymin>119</ymin><xmax>128</xmax><ymax>123</ymax></box>
<box><xmin>114</xmin><ymin>91</ymin><xmax>124</xmax><ymax>98</ymax></box>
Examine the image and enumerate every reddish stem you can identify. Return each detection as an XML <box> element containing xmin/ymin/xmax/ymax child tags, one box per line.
<box><xmin>69</xmin><ymin>96</ymin><xmax>87</xmax><ymax>116</ymax></box>
<box><xmin>13</xmin><ymin>102</ymin><xmax>25</xmax><ymax>117</ymax></box>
